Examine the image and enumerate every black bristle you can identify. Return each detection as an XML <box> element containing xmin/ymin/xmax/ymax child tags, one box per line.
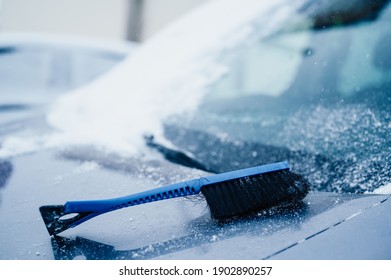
<box><xmin>201</xmin><ymin>170</ymin><xmax>310</xmax><ymax>220</ymax></box>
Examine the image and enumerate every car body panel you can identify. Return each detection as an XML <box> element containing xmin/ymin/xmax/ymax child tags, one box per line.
<box><xmin>0</xmin><ymin>150</ymin><xmax>390</xmax><ymax>259</ymax></box>
<box><xmin>271</xmin><ymin>196</ymin><xmax>391</xmax><ymax>260</ymax></box>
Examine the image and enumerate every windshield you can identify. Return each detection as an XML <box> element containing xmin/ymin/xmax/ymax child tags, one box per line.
<box><xmin>0</xmin><ymin>1</ymin><xmax>389</xmax><ymax>195</ymax></box>
<box><xmin>166</xmin><ymin>3</ymin><xmax>391</xmax><ymax>194</ymax></box>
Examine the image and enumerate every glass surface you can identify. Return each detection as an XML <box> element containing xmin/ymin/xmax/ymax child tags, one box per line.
<box><xmin>167</xmin><ymin>5</ymin><xmax>391</xmax><ymax>194</ymax></box>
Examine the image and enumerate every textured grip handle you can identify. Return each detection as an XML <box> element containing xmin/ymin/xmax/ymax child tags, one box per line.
<box><xmin>65</xmin><ymin>181</ymin><xmax>202</xmax><ymax>214</ymax></box>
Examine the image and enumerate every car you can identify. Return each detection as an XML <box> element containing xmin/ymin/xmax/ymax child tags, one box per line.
<box><xmin>0</xmin><ymin>0</ymin><xmax>390</xmax><ymax>260</ymax></box>
<box><xmin>0</xmin><ymin>33</ymin><xmax>136</xmax><ymax>128</ymax></box>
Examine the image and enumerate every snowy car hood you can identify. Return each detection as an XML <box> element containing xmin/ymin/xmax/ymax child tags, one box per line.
<box><xmin>0</xmin><ymin>149</ymin><xmax>390</xmax><ymax>260</ymax></box>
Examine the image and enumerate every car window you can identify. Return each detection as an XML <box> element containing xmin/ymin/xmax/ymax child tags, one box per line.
<box><xmin>205</xmin><ymin>6</ymin><xmax>391</xmax><ymax>102</ymax></box>
<box><xmin>165</xmin><ymin>4</ymin><xmax>391</xmax><ymax>194</ymax></box>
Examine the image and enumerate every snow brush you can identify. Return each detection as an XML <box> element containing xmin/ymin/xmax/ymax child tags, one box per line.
<box><xmin>39</xmin><ymin>161</ymin><xmax>310</xmax><ymax>236</ymax></box>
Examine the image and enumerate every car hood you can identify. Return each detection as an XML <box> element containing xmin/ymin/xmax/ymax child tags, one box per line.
<box><xmin>0</xmin><ymin>149</ymin><xmax>390</xmax><ymax>260</ymax></box>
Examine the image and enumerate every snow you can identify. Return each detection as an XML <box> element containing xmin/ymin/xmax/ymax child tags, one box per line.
<box><xmin>47</xmin><ymin>0</ymin><xmax>283</xmax><ymax>155</ymax></box>
<box><xmin>0</xmin><ymin>0</ymin><xmax>292</xmax><ymax>158</ymax></box>
<box><xmin>372</xmin><ymin>183</ymin><xmax>391</xmax><ymax>195</ymax></box>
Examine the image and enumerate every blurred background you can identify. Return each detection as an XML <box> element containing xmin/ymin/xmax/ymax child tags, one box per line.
<box><xmin>0</xmin><ymin>0</ymin><xmax>210</xmax><ymax>42</ymax></box>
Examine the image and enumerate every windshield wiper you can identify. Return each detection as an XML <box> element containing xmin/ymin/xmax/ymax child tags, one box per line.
<box><xmin>300</xmin><ymin>0</ymin><xmax>391</xmax><ymax>29</ymax></box>
<box><xmin>0</xmin><ymin>47</ymin><xmax>17</xmax><ymax>55</ymax></box>
<box><xmin>144</xmin><ymin>135</ymin><xmax>216</xmax><ymax>173</ymax></box>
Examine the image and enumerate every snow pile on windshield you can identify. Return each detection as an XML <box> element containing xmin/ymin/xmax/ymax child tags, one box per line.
<box><xmin>372</xmin><ymin>183</ymin><xmax>391</xmax><ymax>194</ymax></box>
<box><xmin>0</xmin><ymin>0</ymin><xmax>295</xmax><ymax>158</ymax></box>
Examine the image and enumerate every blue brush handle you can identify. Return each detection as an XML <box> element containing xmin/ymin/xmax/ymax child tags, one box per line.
<box><xmin>63</xmin><ymin>161</ymin><xmax>289</xmax><ymax>227</ymax></box>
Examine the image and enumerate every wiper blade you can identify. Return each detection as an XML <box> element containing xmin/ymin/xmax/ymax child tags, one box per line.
<box><xmin>0</xmin><ymin>46</ymin><xmax>17</xmax><ymax>55</ymax></box>
<box><xmin>300</xmin><ymin>0</ymin><xmax>391</xmax><ymax>29</ymax></box>
<box><xmin>144</xmin><ymin>135</ymin><xmax>216</xmax><ymax>173</ymax></box>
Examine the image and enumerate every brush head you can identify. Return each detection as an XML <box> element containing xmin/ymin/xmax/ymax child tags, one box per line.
<box><xmin>201</xmin><ymin>169</ymin><xmax>310</xmax><ymax>220</ymax></box>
